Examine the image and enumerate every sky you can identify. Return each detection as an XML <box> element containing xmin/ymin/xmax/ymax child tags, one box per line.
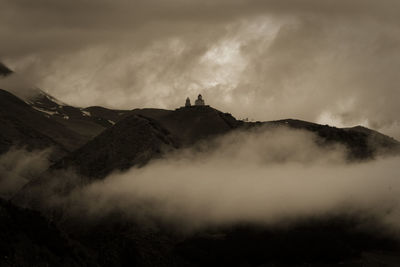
<box><xmin>1</xmin><ymin>0</ymin><xmax>400</xmax><ymax>138</ymax></box>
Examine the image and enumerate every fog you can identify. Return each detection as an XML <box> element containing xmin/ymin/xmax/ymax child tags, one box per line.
<box><xmin>3</xmin><ymin>127</ymin><xmax>399</xmax><ymax>234</ymax></box>
<box><xmin>79</xmin><ymin>156</ymin><xmax>400</xmax><ymax>232</ymax></box>
<box><xmin>43</xmin><ymin>127</ymin><xmax>399</xmax><ymax>233</ymax></box>
<box><xmin>0</xmin><ymin>148</ymin><xmax>51</xmax><ymax>199</ymax></box>
<box><xmin>0</xmin><ymin>72</ymin><xmax>40</xmax><ymax>99</ymax></box>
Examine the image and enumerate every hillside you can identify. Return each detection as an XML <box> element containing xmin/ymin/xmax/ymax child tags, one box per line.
<box><xmin>51</xmin><ymin>114</ymin><xmax>178</xmax><ymax>179</ymax></box>
<box><xmin>132</xmin><ymin>106</ymin><xmax>242</xmax><ymax>145</ymax></box>
<box><xmin>0</xmin><ymin>89</ymin><xmax>76</xmax><ymax>157</ymax></box>
<box><xmin>263</xmin><ymin>119</ymin><xmax>400</xmax><ymax>160</ymax></box>
<box><xmin>0</xmin><ymin>61</ymin><xmax>130</xmax><ymax>154</ymax></box>
<box><xmin>27</xmin><ymin>90</ymin><xmax>129</xmax><ymax>139</ymax></box>
<box><xmin>18</xmin><ymin>106</ymin><xmax>398</xmax><ymax>184</ymax></box>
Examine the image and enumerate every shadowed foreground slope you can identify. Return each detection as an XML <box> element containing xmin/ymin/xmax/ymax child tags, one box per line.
<box><xmin>0</xmin><ymin>199</ymin><xmax>97</xmax><ymax>267</ymax></box>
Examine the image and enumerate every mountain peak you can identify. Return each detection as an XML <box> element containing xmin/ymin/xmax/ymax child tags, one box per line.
<box><xmin>132</xmin><ymin>105</ymin><xmax>241</xmax><ymax>145</ymax></box>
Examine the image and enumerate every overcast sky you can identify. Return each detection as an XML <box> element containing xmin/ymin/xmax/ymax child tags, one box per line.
<box><xmin>1</xmin><ymin>0</ymin><xmax>399</xmax><ymax>138</ymax></box>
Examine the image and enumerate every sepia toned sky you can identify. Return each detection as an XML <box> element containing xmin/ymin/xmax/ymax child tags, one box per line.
<box><xmin>1</xmin><ymin>0</ymin><xmax>400</xmax><ymax>138</ymax></box>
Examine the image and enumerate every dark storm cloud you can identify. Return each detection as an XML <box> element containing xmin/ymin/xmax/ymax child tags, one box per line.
<box><xmin>1</xmin><ymin>0</ymin><xmax>399</xmax><ymax>138</ymax></box>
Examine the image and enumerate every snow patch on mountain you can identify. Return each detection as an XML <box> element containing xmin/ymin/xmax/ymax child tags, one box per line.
<box><xmin>82</xmin><ymin>110</ymin><xmax>91</xmax><ymax>117</ymax></box>
<box><xmin>32</xmin><ymin>106</ymin><xmax>59</xmax><ymax>116</ymax></box>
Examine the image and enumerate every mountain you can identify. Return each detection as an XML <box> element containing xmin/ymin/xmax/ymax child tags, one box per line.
<box><xmin>263</xmin><ymin>119</ymin><xmax>400</xmax><ymax>160</ymax></box>
<box><xmin>130</xmin><ymin>108</ymin><xmax>400</xmax><ymax>160</ymax></box>
<box><xmin>26</xmin><ymin>90</ymin><xmax>129</xmax><ymax>143</ymax></box>
<box><xmin>0</xmin><ymin>61</ymin><xmax>129</xmax><ymax>155</ymax></box>
<box><xmin>51</xmin><ymin>114</ymin><xmax>178</xmax><ymax>179</ymax></box>
<box><xmin>23</xmin><ymin>106</ymin><xmax>240</xmax><ymax>180</ymax></box>
<box><xmin>345</xmin><ymin>125</ymin><xmax>400</xmax><ymax>155</ymax></box>
<box><xmin>0</xmin><ymin>63</ymin><xmax>130</xmax><ymax>156</ymax></box>
<box><xmin>0</xmin><ymin>89</ymin><xmax>74</xmax><ymax>157</ymax></box>
<box><xmin>131</xmin><ymin>106</ymin><xmax>242</xmax><ymax>145</ymax></box>
<box><xmin>36</xmin><ymin>106</ymin><xmax>240</xmax><ymax>180</ymax></box>
<box><xmin>3</xmin><ymin>82</ymin><xmax>400</xmax><ymax>265</ymax></box>
<box><xmin>20</xmin><ymin>106</ymin><xmax>398</xmax><ymax>183</ymax></box>
<box><xmin>1</xmin><ymin>60</ymin><xmax>397</xmax><ymax>166</ymax></box>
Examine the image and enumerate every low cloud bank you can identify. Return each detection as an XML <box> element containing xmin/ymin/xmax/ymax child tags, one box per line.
<box><xmin>3</xmin><ymin>127</ymin><xmax>399</xmax><ymax>234</ymax></box>
<box><xmin>56</xmin><ymin>128</ymin><xmax>400</xmax><ymax>232</ymax></box>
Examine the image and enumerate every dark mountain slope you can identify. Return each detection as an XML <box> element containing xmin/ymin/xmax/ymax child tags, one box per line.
<box><xmin>0</xmin><ymin>86</ymin><xmax>130</xmax><ymax>155</ymax></box>
<box><xmin>83</xmin><ymin>106</ymin><xmax>129</xmax><ymax>124</ymax></box>
<box><xmin>175</xmin><ymin>217</ymin><xmax>400</xmax><ymax>266</ymax></box>
<box><xmin>131</xmin><ymin>109</ymin><xmax>400</xmax><ymax>160</ymax></box>
<box><xmin>263</xmin><ymin>119</ymin><xmax>400</xmax><ymax>159</ymax></box>
<box><xmin>0</xmin><ymin>60</ymin><xmax>129</xmax><ymax>151</ymax></box>
<box><xmin>49</xmin><ymin>109</ymin><xmax>400</xmax><ymax>181</ymax></box>
<box><xmin>0</xmin><ymin>198</ymin><xmax>97</xmax><ymax>267</ymax></box>
<box><xmin>27</xmin><ymin>90</ymin><xmax>130</xmax><ymax>142</ymax></box>
<box><xmin>14</xmin><ymin>108</ymin><xmax>238</xmax><ymax>202</ymax></box>
<box><xmin>0</xmin><ymin>89</ymin><xmax>86</xmax><ymax>154</ymax></box>
<box><xmin>346</xmin><ymin>125</ymin><xmax>400</xmax><ymax>156</ymax></box>
<box><xmin>52</xmin><ymin>114</ymin><xmax>178</xmax><ymax>179</ymax></box>
<box><xmin>48</xmin><ymin>106</ymin><xmax>240</xmax><ymax>178</ymax></box>
<box><xmin>0</xmin><ymin>112</ymin><xmax>65</xmax><ymax>156</ymax></box>
<box><xmin>132</xmin><ymin>106</ymin><xmax>242</xmax><ymax>145</ymax></box>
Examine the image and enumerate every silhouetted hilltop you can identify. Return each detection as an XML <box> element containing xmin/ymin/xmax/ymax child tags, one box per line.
<box><xmin>33</xmin><ymin>107</ymin><xmax>398</xmax><ymax>185</ymax></box>
<box><xmin>43</xmin><ymin>106</ymin><xmax>239</xmax><ymax>179</ymax></box>
<box><xmin>52</xmin><ymin>114</ymin><xmax>178</xmax><ymax>179</ymax></box>
<box><xmin>132</xmin><ymin>106</ymin><xmax>241</xmax><ymax>145</ymax></box>
<box><xmin>346</xmin><ymin>125</ymin><xmax>400</xmax><ymax>155</ymax></box>
<box><xmin>263</xmin><ymin>119</ymin><xmax>400</xmax><ymax>159</ymax></box>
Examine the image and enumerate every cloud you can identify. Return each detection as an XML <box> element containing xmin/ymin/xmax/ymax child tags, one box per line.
<box><xmin>1</xmin><ymin>0</ymin><xmax>399</xmax><ymax>138</ymax></box>
<box><xmin>23</xmin><ymin>127</ymin><xmax>398</xmax><ymax>234</ymax></box>
<box><xmin>80</xmin><ymin>156</ymin><xmax>400</xmax><ymax>233</ymax></box>
<box><xmin>0</xmin><ymin>72</ymin><xmax>40</xmax><ymax>99</ymax></box>
<box><xmin>0</xmin><ymin>148</ymin><xmax>51</xmax><ymax>199</ymax></box>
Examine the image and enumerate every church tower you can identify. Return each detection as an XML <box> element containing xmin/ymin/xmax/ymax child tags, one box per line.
<box><xmin>185</xmin><ymin>97</ymin><xmax>191</xmax><ymax>107</ymax></box>
<box><xmin>195</xmin><ymin>94</ymin><xmax>205</xmax><ymax>106</ymax></box>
